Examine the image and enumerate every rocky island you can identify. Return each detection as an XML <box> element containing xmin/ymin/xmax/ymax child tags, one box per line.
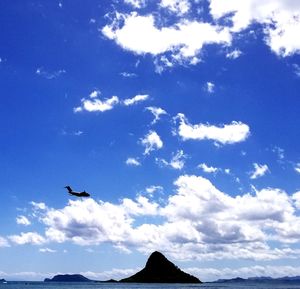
<box><xmin>44</xmin><ymin>251</ymin><xmax>201</xmax><ymax>283</ymax></box>
<box><xmin>0</xmin><ymin>279</ymin><xmax>6</xmax><ymax>283</ymax></box>
<box><xmin>44</xmin><ymin>274</ymin><xmax>92</xmax><ymax>282</ymax></box>
<box><xmin>120</xmin><ymin>251</ymin><xmax>201</xmax><ymax>283</ymax></box>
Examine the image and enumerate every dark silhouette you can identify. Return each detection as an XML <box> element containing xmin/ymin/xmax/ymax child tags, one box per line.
<box><xmin>44</xmin><ymin>274</ymin><xmax>117</xmax><ymax>283</ymax></box>
<box><xmin>44</xmin><ymin>274</ymin><xmax>91</xmax><ymax>282</ymax></box>
<box><xmin>120</xmin><ymin>251</ymin><xmax>201</xmax><ymax>283</ymax></box>
<box><xmin>65</xmin><ymin>186</ymin><xmax>90</xmax><ymax>197</ymax></box>
<box><xmin>0</xmin><ymin>279</ymin><xmax>6</xmax><ymax>283</ymax></box>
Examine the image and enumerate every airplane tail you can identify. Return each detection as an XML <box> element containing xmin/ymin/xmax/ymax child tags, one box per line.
<box><xmin>64</xmin><ymin>186</ymin><xmax>72</xmax><ymax>193</ymax></box>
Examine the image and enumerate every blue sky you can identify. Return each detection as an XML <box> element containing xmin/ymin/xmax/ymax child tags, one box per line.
<box><xmin>1</xmin><ymin>0</ymin><xmax>300</xmax><ymax>282</ymax></box>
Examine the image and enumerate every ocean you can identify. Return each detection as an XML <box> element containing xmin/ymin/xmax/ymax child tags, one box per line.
<box><xmin>1</xmin><ymin>282</ymin><xmax>300</xmax><ymax>289</ymax></box>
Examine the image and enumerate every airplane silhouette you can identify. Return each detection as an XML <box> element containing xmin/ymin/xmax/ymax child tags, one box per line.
<box><xmin>65</xmin><ymin>186</ymin><xmax>90</xmax><ymax>197</ymax></box>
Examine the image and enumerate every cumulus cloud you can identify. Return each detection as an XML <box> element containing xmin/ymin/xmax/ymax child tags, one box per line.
<box><xmin>292</xmin><ymin>191</ymin><xmax>300</xmax><ymax>209</ymax></box>
<box><xmin>120</xmin><ymin>72</ymin><xmax>137</xmax><ymax>78</ymax></box>
<box><xmin>146</xmin><ymin>106</ymin><xmax>167</xmax><ymax>124</ymax></box>
<box><xmin>160</xmin><ymin>0</ymin><xmax>191</xmax><ymax>16</ymax></box>
<box><xmin>141</xmin><ymin>131</ymin><xmax>163</xmax><ymax>154</ymax></box>
<box><xmin>39</xmin><ymin>248</ymin><xmax>56</xmax><ymax>253</ymax></box>
<box><xmin>293</xmin><ymin>64</ymin><xmax>300</xmax><ymax>77</ymax></box>
<box><xmin>9</xmin><ymin>232</ymin><xmax>46</xmax><ymax>245</ymax></box>
<box><xmin>124</xmin><ymin>0</ymin><xmax>146</xmax><ymax>8</ymax></box>
<box><xmin>292</xmin><ymin>191</ymin><xmax>300</xmax><ymax>210</ymax></box>
<box><xmin>20</xmin><ymin>174</ymin><xmax>300</xmax><ymax>261</ymax></box>
<box><xmin>205</xmin><ymin>81</ymin><xmax>215</xmax><ymax>93</ymax></box>
<box><xmin>226</xmin><ymin>49</ymin><xmax>242</xmax><ymax>59</ymax></box>
<box><xmin>250</xmin><ymin>163</ymin><xmax>270</xmax><ymax>179</ymax></box>
<box><xmin>123</xmin><ymin>94</ymin><xmax>149</xmax><ymax>106</ymax></box>
<box><xmin>145</xmin><ymin>185</ymin><xmax>163</xmax><ymax>196</ymax></box>
<box><xmin>16</xmin><ymin>216</ymin><xmax>31</xmax><ymax>226</ymax></box>
<box><xmin>82</xmin><ymin>268</ymin><xmax>140</xmax><ymax>282</ymax></box>
<box><xmin>74</xmin><ymin>92</ymin><xmax>119</xmax><ymax>113</ymax></box>
<box><xmin>101</xmin><ymin>0</ymin><xmax>300</xmax><ymax>71</ymax></box>
<box><xmin>156</xmin><ymin>150</ymin><xmax>187</xmax><ymax>170</ymax></box>
<box><xmin>0</xmin><ymin>236</ymin><xmax>10</xmax><ymax>247</ymax></box>
<box><xmin>102</xmin><ymin>12</ymin><xmax>231</xmax><ymax>66</ymax></box>
<box><xmin>294</xmin><ymin>163</ymin><xmax>300</xmax><ymax>174</ymax></box>
<box><xmin>209</xmin><ymin>0</ymin><xmax>300</xmax><ymax>56</ymax></box>
<box><xmin>175</xmin><ymin>113</ymin><xmax>250</xmax><ymax>145</ymax></box>
<box><xmin>31</xmin><ymin>202</ymin><xmax>47</xmax><ymax>210</ymax></box>
<box><xmin>188</xmin><ymin>265</ymin><xmax>300</xmax><ymax>282</ymax></box>
<box><xmin>198</xmin><ymin>163</ymin><xmax>219</xmax><ymax>173</ymax></box>
<box><xmin>89</xmin><ymin>90</ymin><xmax>101</xmax><ymax>98</ymax></box>
<box><xmin>126</xmin><ymin>157</ymin><xmax>141</xmax><ymax>166</ymax></box>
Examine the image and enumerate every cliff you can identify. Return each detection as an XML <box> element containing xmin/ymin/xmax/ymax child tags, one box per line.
<box><xmin>120</xmin><ymin>251</ymin><xmax>201</xmax><ymax>283</ymax></box>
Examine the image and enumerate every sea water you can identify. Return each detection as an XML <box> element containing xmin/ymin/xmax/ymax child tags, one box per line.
<box><xmin>1</xmin><ymin>282</ymin><xmax>300</xmax><ymax>289</ymax></box>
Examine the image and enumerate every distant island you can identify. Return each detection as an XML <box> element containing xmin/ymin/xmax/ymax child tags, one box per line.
<box><xmin>120</xmin><ymin>251</ymin><xmax>201</xmax><ymax>283</ymax></box>
<box><xmin>44</xmin><ymin>274</ymin><xmax>92</xmax><ymax>282</ymax></box>
<box><xmin>0</xmin><ymin>279</ymin><xmax>6</xmax><ymax>283</ymax></box>
<box><xmin>213</xmin><ymin>276</ymin><xmax>300</xmax><ymax>283</ymax></box>
<box><xmin>44</xmin><ymin>251</ymin><xmax>201</xmax><ymax>283</ymax></box>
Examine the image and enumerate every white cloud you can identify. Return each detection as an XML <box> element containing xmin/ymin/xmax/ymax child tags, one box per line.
<box><xmin>294</xmin><ymin>163</ymin><xmax>300</xmax><ymax>174</ymax></box>
<box><xmin>102</xmin><ymin>12</ymin><xmax>231</xmax><ymax>66</ymax></box>
<box><xmin>89</xmin><ymin>90</ymin><xmax>101</xmax><ymax>98</ymax></box>
<box><xmin>250</xmin><ymin>163</ymin><xmax>270</xmax><ymax>179</ymax></box>
<box><xmin>141</xmin><ymin>131</ymin><xmax>163</xmax><ymax>155</ymax></box>
<box><xmin>226</xmin><ymin>49</ymin><xmax>242</xmax><ymax>59</ymax></box>
<box><xmin>31</xmin><ymin>202</ymin><xmax>47</xmax><ymax>210</ymax></box>
<box><xmin>126</xmin><ymin>157</ymin><xmax>141</xmax><ymax>166</ymax></box>
<box><xmin>156</xmin><ymin>150</ymin><xmax>187</xmax><ymax>170</ymax></box>
<box><xmin>22</xmin><ymin>173</ymin><xmax>300</xmax><ymax>261</ymax></box>
<box><xmin>123</xmin><ymin>94</ymin><xmax>149</xmax><ymax>106</ymax></box>
<box><xmin>0</xmin><ymin>236</ymin><xmax>10</xmax><ymax>247</ymax></box>
<box><xmin>209</xmin><ymin>0</ymin><xmax>300</xmax><ymax>56</ymax></box>
<box><xmin>272</xmin><ymin>146</ymin><xmax>285</xmax><ymax>160</ymax></box>
<box><xmin>36</xmin><ymin>67</ymin><xmax>66</xmax><ymax>79</ymax></box>
<box><xmin>160</xmin><ymin>0</ymin><xmax>191</xmax><ymax>16</ymax></box>
<box><xmin>146</xmin><ymin>106</ymin><xmax>167</xmax><ymax>124</ymax></box>
<box><xmin>124</xmin><ymin>0</ymin><xmax>146</xmax><ymax>8</ymax></box>
<box><xmin>293</xmin><ymin>64</ymin><xmax>300</xmax><ymax>77</ymax></box>
<box><xmin>293</xmin><ymin>191</ymin><xmax>300</xmax><ymax>209</ymax></box>
<box><xmin>16</xmin><ymin>216</ymin><xmax>31</xmax><ymax>226</ymax></box>
<box><xmin>2</xmin><ymin>265</ymin><xmax>300</xmax><ymax>282</ymax></box>
<box><xmin>82</xmin><ymin>268</ymin><xmax>139</xmax><ymax>282</ymax></box>
<box><xmin>145</xmin><ymin>185</ymin><xmax>163</xmax><ymax>196</ymax></box>
<box><xmin>198</xmin><ymin>163</ymin><xmax>218</xmax><ymax>173</ymax></box>
<box><xmin>205</xmin><ymin>81</ymin><xmax>215</xmax><ymax>93</ymax></box>
<box><xmin>122</xmin><ymin>196</ymin><xmax>159</xmax><ymax>216</ymax></box>
<box><xmin>120</xmin><ymin>72</ymin><xmax>137</xmax><ymax>78</ymax></box>
<box><xmin>175</xmin><ymin>113</ymin><xmax>250</xmax><ymax>145</ymax></box>
<box><xmin>187</xmin><ymin>265</ymin><xmax>300</xmax><ymax>282</ymax></box>
<box><xmin>9</xmin><ymin>232</ymin><xmax>46</xmax><ymax>245</ymax></box>
<box><xmin>74</xmin><ymin>91</ymin><xmax>119</xmax><ymax>113</ymax></box>
<box><xmin>39</xmin><ymin>248</ymin><xmax>56</xmax><ymax>253</ymax></box>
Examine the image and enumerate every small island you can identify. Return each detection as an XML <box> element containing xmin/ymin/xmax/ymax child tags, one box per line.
<box><xmin>0</xmin><ymin>279</ymin><xmax>6</xmax><ymax>283</ymax></box>
<box><xmin>44</xmin><ymin>274</ymin><xmax>92</xmax><ymax>282</ymax></box>
<box><xmin>44</xmin><ymin>251</ymin><xmax>201</xmax><ymax>283</ymax></box>
<box><xmin>120</xmin><ymin>251</ymin><xmax>201</xmax><ymax>283</ymax></box>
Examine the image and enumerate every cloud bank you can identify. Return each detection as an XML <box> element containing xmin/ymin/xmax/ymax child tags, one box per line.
<box><xmin>11</xmin><ymin>175</ymin><xmax>300</xmax><ymax>262</ymax></box>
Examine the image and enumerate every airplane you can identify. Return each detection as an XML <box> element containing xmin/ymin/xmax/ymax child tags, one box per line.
<box><xmin>64</xmin><ymin>186</ymin><xmax>90</xmax><ymax>197</ymax></box>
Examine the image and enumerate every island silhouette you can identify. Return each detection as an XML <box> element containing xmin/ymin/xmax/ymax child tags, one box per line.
<box><xmin>44</xmin><ymin>251</ymin><xmax>201</xmax><ymax>283</ymax></box>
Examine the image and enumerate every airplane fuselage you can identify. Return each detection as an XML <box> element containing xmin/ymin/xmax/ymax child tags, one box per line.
<box><xmin>69</xmin><ymin>191</ymin><xmax>90</xmax><ymax>197</ymax></box>
<box><xmin>65</xmin><ymin>186</ymin><xmax>90</xmax><ymax>197</ymax></box>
